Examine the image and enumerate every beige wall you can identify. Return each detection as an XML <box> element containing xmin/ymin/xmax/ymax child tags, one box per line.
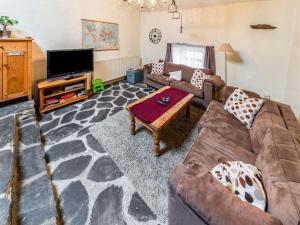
<box><xmin>81</xmin><ymin>0</ymin><xmax>141</xmax><ymax>82</ymax></box>
<box><xmin>0</xmin><ymin>0</ymin><xmax>299</xmax><ymax>115</ymax></box>
<box><xmin>285</xmin><ymin>0</ymin><xmax>300</xmax><ymax>116</ymax></box>
<box><xmin>140</xmin><ymin>0</ymin><xmax>299</xmax><ymax>115</ymax></box>
<box><xmin>0</xmin><ymin>0</ymin><xmax>140</xmax><ymax>98</ymax></box>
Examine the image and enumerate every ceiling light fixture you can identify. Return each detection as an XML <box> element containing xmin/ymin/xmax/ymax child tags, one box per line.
<box><xmin>119</xmin><ymin>0</ymin><xmax>174</xmax><ymax>10</ymax></box>
<box><xmin>119</xmin><ymin>0</ymin><xmax>183</xmax><ymax>33</ymax></box>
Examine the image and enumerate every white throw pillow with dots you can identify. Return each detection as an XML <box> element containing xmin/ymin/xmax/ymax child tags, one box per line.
<box><xmin>224</xmin><ymin>88</ymin><xmax>249</xmax><ymax>114</ymax></box>
<box><xmin>151</xmin><ymin>62</ymin><xmax>164</xmax><ymax>75</ymax></box>
<box><xmin>210</xmin><ymin>161</ymin><xmax>267</xmax><ymax>211</ymax></box>
<box><xmin>190</xmin><ymin>69</ymin><xmax>211</xmax><ymax>89</ymax></box>
<box><xmin>224</xmin><ymin>88</ymin><xmax>264</xmax><ymax>129</ymax></box>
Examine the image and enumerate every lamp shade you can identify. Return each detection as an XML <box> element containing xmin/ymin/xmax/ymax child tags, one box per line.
<box><xmin>218</xmin><ymin>43</ymin><xmax>234</xmax><ymax>53</ymax></box>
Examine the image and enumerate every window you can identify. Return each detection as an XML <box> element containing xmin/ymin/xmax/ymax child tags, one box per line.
<box><xmin>172</xmin><ymin>44</ymin><xmax>205</xmax><ymax>68</ymax></box>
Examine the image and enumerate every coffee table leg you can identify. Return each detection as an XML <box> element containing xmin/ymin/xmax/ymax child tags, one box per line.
<box><xmin>153</xmin><ymin>130</ymin><xmax>161</xmax><ymax>157</ymax></box>
<box><xmin>186</xmin><ymin>101</ymin><xmax>191</xmax><ymax>118</ymax></box>
<box><xmin>130</xmin><ymin>115</ymin><xmax>136</xmax><ymax>135</ymax></box>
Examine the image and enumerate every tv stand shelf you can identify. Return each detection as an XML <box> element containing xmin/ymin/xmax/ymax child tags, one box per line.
<box><xmin>43</xmin><ymin>87</ymin><xmax>85</xmax><ymax>99</ymax></box>
<box><xmin>38</xmin><ymin>75</ymin><xmax>88</xmax><ymax>114</ymax></box>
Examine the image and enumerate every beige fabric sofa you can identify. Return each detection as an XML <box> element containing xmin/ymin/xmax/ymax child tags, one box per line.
<box><xmin>168</xmin><ymin>86</ymin><xmax>300</xmax><ymax>225</ymax></box>
<box><xmin>143</xmin><ymin>61</ymin><xmax>225</xmax><ymax>108</ymax></box>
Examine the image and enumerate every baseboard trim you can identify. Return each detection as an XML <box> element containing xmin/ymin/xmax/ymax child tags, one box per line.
<box><xmin>103</xmin><ymin>76</ymin><xmax>126</xmax><ymax>86</ymax></box>
<box><xmin>87</xmin><ymin>76</ymin><xmax>126</xmax><ymax>96</ymax></box>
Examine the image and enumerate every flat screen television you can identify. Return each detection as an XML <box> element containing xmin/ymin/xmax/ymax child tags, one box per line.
<box><xmin>47</xmin><ymin>49</ymin><xmax>94</xmax><ymax>80</ymax></box>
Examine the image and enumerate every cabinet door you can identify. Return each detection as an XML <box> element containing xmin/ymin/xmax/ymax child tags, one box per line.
<box><xmin>2</xmin><ymin>51</ymin><xmax>28</xmax><ymax>100</ymax></box>
<box><xmin>0</xmin><ymin>52</ymin><xmax>3</xmax><ymax>100</ymax></box>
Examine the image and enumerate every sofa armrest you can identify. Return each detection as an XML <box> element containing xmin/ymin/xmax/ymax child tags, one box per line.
<box><xmin>169</xmin><ymin>163</ymin><xmax>188</xmax><ymax>191</ymax></box>
<box><xmin>201</xmin><ymin>76</ymin><xmax>225</xmax><ymax>108</ymax></box>
<box><xmin>175</xmin><ymin>163</ymin><xmax>282</xmax><ymax>225</ymax></box>
<box><xmin>206</xmin><ymin>75</ymin><xmax>225</xmax><ymax>92</ymax></box>
<box><xmin>143</xmin><ymin>63</ymin><xmax>152</xmax><ymax>76</ymax></box>
<box><xmin>223</xmin><ymin>86</ymin><xmax>260</xmax><ymax>103</ymax></box>
<box><xmin>202</xmin><ymin>81</ymin><xmax>214</xmax><ymax>108</ymax></box>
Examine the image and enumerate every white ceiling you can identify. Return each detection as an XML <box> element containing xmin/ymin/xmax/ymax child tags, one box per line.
<box><xmin>165</xmin><ymin>0</ymin><xmax>266</xmax><ymax>9</ymax></box>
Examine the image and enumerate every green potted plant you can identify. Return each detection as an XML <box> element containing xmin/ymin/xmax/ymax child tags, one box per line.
<box><xmin>0</xmin><ymin>16</ymin><xmax>18</xmax><ymax>38</ymax></box>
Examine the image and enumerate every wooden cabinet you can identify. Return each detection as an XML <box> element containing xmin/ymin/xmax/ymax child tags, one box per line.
<box><xmin>0</xmin><ymin>38</ymin><xmax>32</xmax><ymax>102</ymax></box>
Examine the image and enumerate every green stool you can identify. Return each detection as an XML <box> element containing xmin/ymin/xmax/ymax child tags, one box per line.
<box><xmin>92</xmin><ymin>79</ymin><xmax>105</xmax><ymax>94</ymax></box>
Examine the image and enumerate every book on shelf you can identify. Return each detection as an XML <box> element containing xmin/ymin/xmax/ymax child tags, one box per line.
<box><xmin>45</xmin><ymin>97</ymin><xmax>60</xmax><ymax>106</ymax></box>
<box><xmin>64</xmin><ymin>83</ymin><xmax>85</xmax><ymax>91</ymax></box>
<box><xmin>60</xmin><ymin>92</ymin><xmax>76</xmax><ymax>100</ymax></box>
<box><xmin>76</xmin><ymin>90</ymin><xmax>86</xmax><ymax>97</ymax></box>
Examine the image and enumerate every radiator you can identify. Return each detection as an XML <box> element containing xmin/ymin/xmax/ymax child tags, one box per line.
<box><xmin>93</xmin><ymin>56</ymin><xmax>141</xmax><ymax>82</ymax></box>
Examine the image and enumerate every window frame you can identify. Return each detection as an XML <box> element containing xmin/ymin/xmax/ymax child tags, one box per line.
<box><xmin>171</xmin><ymin>43</ymin><xmax>206</xmax><ymax>68</ymax></box>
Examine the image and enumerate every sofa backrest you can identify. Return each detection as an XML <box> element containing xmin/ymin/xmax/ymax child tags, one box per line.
<box><xmin>163</xmin><ymin>61</ymin><xmax>182</xmax><ymax>76</ymax></box>
<box><xmin>180</xmin><ymin>65</ymin><xmax>213</xmax><ymax>82</ymax></box>
<box><xmin>181</xmin><ymin>65</ymin><xmax>194</xmax><ymax>82</ymax></box>
<box><xmin>223</xmin><ymin>86</ymin><xmax>260</xmax><ymax>103</ymax></box>
<box><xmin>249</xmin><ymin>100</ymin><xmax>300</xmax><ymax>225</ymax></box>
<box><xmin>250</xmin><ymin>100</ymin><xmax>287</xmax><ymax>153</ymax></box>
<box><xmin>255</xmin><ymin>125</ymin><xmax>300</xmax><ymax>225</ymax></box>
<box><xmin>144</xmin><ymin>60</ymin><xmax>215</xmax><ymax>82</ymax></box>
<box><xmin>250</xmin><ymin>100</ymin><xmax>300</xmax><ymax>153</ymax></box>
<box><xmin>278</xmin><ymin>103</ymin><xmax>300</xmax><ymax>143</ymax></box>
<box><xmin>163</xmin><ymin>61</ymin><xmax>213</xmax><ymax>82</ymax></box>
<box><xmin>144</xmin><ymin>59</ymin><xmax>215</xmax><ymax>82</ymax></box>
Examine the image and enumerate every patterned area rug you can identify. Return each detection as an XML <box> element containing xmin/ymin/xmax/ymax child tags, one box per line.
<box><xmin>90</xmin><ymin>106</ymin><xmax>204</xmax><ymax>224</ymax></box>
<box><xmin>39</xmin><ymin>81</ymin><xmax>162</xmax><ymax>225</ymax></box>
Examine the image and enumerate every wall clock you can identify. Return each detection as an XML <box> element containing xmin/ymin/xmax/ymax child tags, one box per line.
<box><xmin>149</xmin><ymin>28</ymin><xmax>162</xmax><ymax>44</ymax></box>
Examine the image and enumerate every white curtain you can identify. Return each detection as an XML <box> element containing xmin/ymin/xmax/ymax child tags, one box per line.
<box><xmin>172</xmin><ymin>43</ymin><xmax>206</xmax><ymax>68</ymax></box>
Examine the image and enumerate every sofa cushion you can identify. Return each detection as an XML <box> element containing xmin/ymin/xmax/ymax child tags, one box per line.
<box><xmin>174</xmin><ymin>162</ymin><xmax>282</xmax><ymax>225</ymax></box>
<box><xmin>183</xmin><ymin>128</ymin><xmax>256</xmax><ymax>170</ymax></box>
<box><xmin>259</xmin><ymin>99</ymin><xmax>282</xmax><ymax>115</ymax></box>
<box><xmin>255</xmin><ymin>126</ymin><xmax>300</xmax><ymax>225</ymax></box>
<box><xmin>199</xmin><ymin>101</ymin><xmax>253</xmax><ymax>152</ymax></box>
<box><xmin>147</xmin><ymin>74</ymin><xmax>171</xmax><ymax>86</ymax></box>
<box><xmin>250</xmin><ymin>100</ymin><xmax>286</xmax><ymax>153</ymax></box>
<box><xmin>171</xmin><ymin>81</ymin><xmax>204</xmax><ymax>98</ymax></box>
<box><xmin>164</xmin><ymin>62</ymin><xmax>182</xmax><ymax>76</ymax></box>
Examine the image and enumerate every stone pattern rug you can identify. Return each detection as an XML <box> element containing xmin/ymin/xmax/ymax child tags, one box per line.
<box><xmin>18</xmin><ymin>109</ymin><xmax>57</xmax><ymax>225</ymax></box>
<box><xmin>39</xmin><ymin>81</ymin><xmax>161</xmax><ymax>225</ymax></box>
<box><xmin>90</xmin><ymin>108</ymin><xmax>203</xmax><ymax>224</ymax></box>
<box><xmin>0</xmin><ymin>109</ymin><xmax>17</xmax><ymax>225</ymax></box>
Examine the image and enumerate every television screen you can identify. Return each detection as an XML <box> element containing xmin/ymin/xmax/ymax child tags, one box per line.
<box><xmin>47</xmin><ymin>49</ymin><xmax>94</xmax><ymax>79</ymax></box>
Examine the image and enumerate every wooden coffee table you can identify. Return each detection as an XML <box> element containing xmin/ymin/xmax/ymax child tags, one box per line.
<box><xmin>127</xmin><ymin>86</ymin><xmax>194</xmax><ymax>157</ymax></box>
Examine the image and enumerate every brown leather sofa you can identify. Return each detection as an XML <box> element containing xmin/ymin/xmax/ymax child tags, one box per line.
<box><xmin>168</xmin><ymin>86</ymin><xmax>300</xmax><ymax>225</ymax></box>
<box><xmin>143</xmin><ymin>61</ymin><xmax>225</xmax><ymax>108</ymax></box>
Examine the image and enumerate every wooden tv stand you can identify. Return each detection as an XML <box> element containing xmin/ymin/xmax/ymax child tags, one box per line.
<box><xmin>38</xmin><ymin>75</ymin><xmax>88</xmax><ymax>115</ymax></box>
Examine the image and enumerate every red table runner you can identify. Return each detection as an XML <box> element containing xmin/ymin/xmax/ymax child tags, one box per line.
<box><xmin>129</xmin><ymin>87</ymin><xmax>189</xmax><ymax>123</ymax></box>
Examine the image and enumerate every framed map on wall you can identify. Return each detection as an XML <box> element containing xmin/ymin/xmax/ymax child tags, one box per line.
<box><xmin>82</xmin><ymin>19</ymin><xmax>119</xmax><ymax>51</ymax></box>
